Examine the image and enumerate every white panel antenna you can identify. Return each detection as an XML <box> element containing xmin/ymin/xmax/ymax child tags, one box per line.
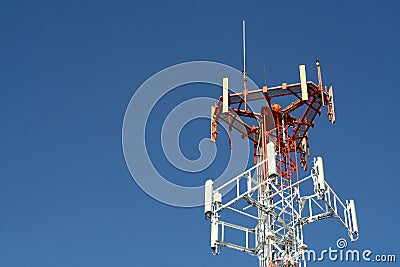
<box><xmin>349</xmin><ymin>199</ymin><xmax>359</xmax><ymax>234</ymax></box>
<box><xmin>328</xmin><ymin>86</ymin><xmax>336</xmax><ymax>124</ymax></box>
<box><xmin>204</xmin><ymin>179</ymin><xmax>213</xmax><ymax>218</ymax></box>
<box><xmin>299</xmin><ymin>65</ymin><xmax>308</xmax><ymax>101</ymax></box>
<box><xmin>314</xmin><ymin>156</ymin><xmax>326</xmax><ymax>192</ymax></box>
<box><xmin>222</xmin><ymin>78</ymin><xmax>229</xmax><ymax>113</ymax></box>
<box><xmin>266</xmin><ymin>142</ymin><xmax>277</xmax><ymax>177</ymax></box>
<box><xmin>211</xmin><ymin>218</ymin><xmax>219</xmax><ymax>253</ymax></box>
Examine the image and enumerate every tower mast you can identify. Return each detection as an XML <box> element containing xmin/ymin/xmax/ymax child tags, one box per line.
<box><xmin>204</xmin><ymin>23</ymin><xmax>358</xmax><ymax>267</ymax></box>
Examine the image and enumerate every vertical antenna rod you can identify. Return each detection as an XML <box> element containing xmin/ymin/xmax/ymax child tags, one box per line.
<box><xmin>242</xmin><ymin>20</ymin><xmax>248</xmax><ymax>110</ymax></box>
<box><xmin>243</xmin><ymin>20</ymin><xmax>246</xmax><ymax>81</ymax></box>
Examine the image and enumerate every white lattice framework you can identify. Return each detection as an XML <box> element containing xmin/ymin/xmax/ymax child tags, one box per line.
<box><xmin>205</xmin><ymin>153</ymin><xmax>359</xmax><ymax>267</ymax></box>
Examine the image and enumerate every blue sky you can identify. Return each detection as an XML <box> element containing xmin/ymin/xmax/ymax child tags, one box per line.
<box><xmin>1</xmin><ymin>1</ymin><xmax>399</xmax><ymax>266</ymax></box>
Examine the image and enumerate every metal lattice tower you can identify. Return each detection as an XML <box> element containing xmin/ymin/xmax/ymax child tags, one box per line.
<box><xmin>204</xmin><ymin>21</ymin><xmax>359</xmax><ymax>267</ymax></box>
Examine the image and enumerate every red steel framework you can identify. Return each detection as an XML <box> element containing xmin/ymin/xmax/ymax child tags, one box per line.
<box><xmin>211</xmin><ymin>60</ymin><xmax>335</xmax><ymax>188</ymax></box>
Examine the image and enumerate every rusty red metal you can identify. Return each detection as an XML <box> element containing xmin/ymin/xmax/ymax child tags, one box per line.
<box><xmin>211</xmin><ymin>61</ymin><xmax>334</xmax><ymax>184</ymax></box>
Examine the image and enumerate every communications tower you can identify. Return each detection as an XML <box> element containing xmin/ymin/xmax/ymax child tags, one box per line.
<box><xmin>204</xmin><ymin>21</ymin><xmax>359</xmax><ymax>267</ymax></box>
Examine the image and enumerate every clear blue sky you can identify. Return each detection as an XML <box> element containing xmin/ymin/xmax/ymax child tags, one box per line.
<box><xmin>1</xmin><ymin>1</ymin><xmax>399</xmax><ymax>266</ymax></box>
